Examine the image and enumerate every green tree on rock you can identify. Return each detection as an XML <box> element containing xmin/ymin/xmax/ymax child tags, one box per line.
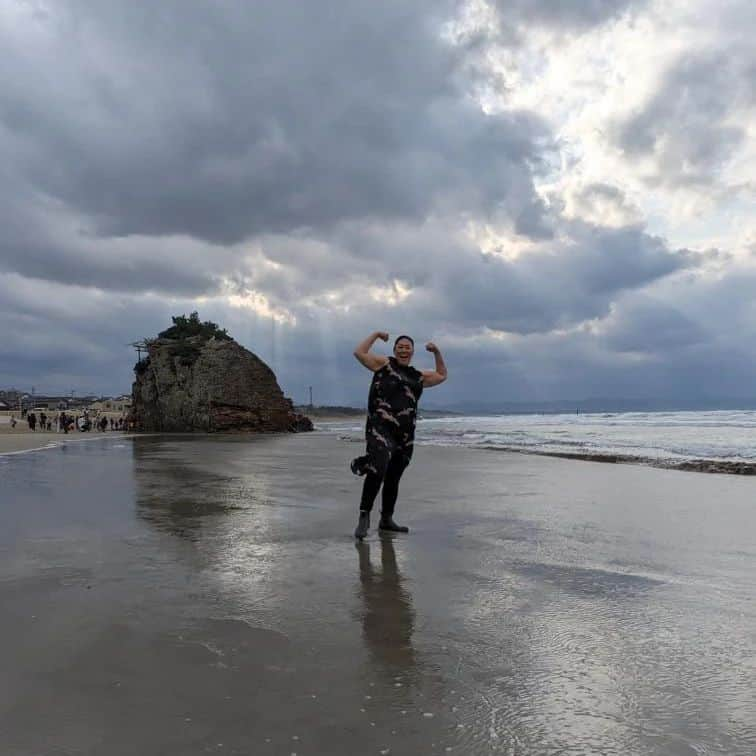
<box><xmin>158</xmin><ymin>312</ymin><xmax>231</xmax><ymax>342</ymax></box>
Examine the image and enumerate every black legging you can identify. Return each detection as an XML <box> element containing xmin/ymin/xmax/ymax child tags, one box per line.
<box><xmin>360</xmin><ymin>451</ymin><xmax>408</xmax><ymax>516</ymax></box>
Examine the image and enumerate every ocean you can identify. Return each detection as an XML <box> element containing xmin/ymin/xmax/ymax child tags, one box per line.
<box><xmin>319</xmin><ymin>409</ymin><xmax>756</xmax><ymax>472</ymax></box>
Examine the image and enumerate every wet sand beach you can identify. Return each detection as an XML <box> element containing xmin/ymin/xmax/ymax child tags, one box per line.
<box><xmin>1</xmin><ymin>434</ymin><xmax>755</xmax><ymax>754</ymax></box>
<box><xmin>0</xmin><ymin>430</ymin><xmax>120</xmax><ymax>455</ymax></box>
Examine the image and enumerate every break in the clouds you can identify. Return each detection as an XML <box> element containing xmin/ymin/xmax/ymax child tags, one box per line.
<box><xmin>0</xmin><ymin>0</ymin><xmax>754</xmax><ymax>405</ymax></box>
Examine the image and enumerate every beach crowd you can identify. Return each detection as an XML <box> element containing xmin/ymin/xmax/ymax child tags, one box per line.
<box><xmin>11</xmin><ymin>410</ymin><xmax>132</xmax><ymax>434</ymax></box>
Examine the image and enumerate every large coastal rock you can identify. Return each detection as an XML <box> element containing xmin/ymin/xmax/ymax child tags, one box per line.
<box><xmin>132</xmin><ymin>335</ymin><xmax>312</xmax><ymax>433</ymax></box>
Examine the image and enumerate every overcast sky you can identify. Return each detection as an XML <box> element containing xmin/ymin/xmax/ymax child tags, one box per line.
<box><xmin>0</xmin><ymin>0</ymin><xmax>754</xmax><ymax>406</ymax></box>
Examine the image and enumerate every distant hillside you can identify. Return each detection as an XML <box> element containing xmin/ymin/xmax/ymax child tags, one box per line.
<box><xmin>295</xmin><ymin>405</ymin><xmax>364</xmax><ymax>417</ymax></box>
<box><xmin>295</xmin><ymin>405</ymin><xmax>459</xmax><ymax>419</ymax></box>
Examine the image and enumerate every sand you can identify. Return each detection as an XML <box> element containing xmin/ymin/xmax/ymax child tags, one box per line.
<box><xmin>0</xmin><ymin>428</ymin><xmax>126</xmax><ymax>454</ymax></box>
<box><xmin>1</xmin><ymin>432</ymin><xmax>754</xmax><ymax>754</ymax></box>
<box><xmin>311</xmin><ymin>413</ymin><xmax>364</xmax><ymax>423</ymax></box>
<box><xmin>0</xmin><ymin>413</ymin><xmax>133</xmax><ymax>454</ymax></box>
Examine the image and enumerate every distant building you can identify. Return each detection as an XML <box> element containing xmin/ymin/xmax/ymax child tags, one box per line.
<box><xmin>30</xmin><ymin>396</ymin><xmax>73</xmax><ymax>411</ymax></box>
<box><xmin>0</xmin><ymin>390</ymin><xmax>125</xmax><ymax>413</ymax></box>
<box><xmin>88</xmin><ymin>396</ymin><xmax>132</xmax><ymax>414</ymax></box>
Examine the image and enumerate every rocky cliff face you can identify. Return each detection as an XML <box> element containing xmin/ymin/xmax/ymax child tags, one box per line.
<box><xmin>132</xmin><ymin>335</ymin><xmax>312</xmax><ymax>433</ymax></box>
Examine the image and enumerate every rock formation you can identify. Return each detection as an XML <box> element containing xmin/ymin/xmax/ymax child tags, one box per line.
<box><xmin>132</xmin><ymin>315</ymin><xmax>312</xmax><ymax>433</ymax></box>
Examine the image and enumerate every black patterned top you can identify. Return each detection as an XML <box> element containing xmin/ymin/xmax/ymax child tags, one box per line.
<box><xmin>366</xmin><ymin>357</ymin><xmax>423</xmax><ymax>449</ymax></box>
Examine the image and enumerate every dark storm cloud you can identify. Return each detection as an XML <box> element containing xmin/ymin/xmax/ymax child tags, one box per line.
<box><xmin>440</xmin><ymin>225</ymin><xmax>696</xmax><ymax>332</ymax></box>
<box><xmin>0</xmin><ymin>221</ymin><xmax>220</xmax><ymax>297</ymax></box>
<box><xmin>0</xmin><ymin>157</ymin><xmax>225</xmax><ymax>295</ymax></box>
<box><xmin>408</xmin><ymin>263</ymin><xmax>756</xmax><ymax>405</ymax></box>
<box><xmin>599</xmin><ymin>296</ymin><xmax>707</xmax><ymax>353</ymax></box>
<box><xmin>492</xmin><ymin>0</ymin><xmax>645</xmax><ymax>30</ymax></box>
<box><xmin>0</xmin><ymin>275</ymin><xmax>235</xmax><ymax>395</ymax></box>
<box><xmin>615</xmin><ymin>47</ymin><xmax>755</xmax><ymax>187</ymax></box>
<box><xmin>270</xmin><ymin>220</ymin><xmax>695</xmax><ymax>335</ymax></box>
<box><xmin>226</xmin><ymin>217</ymin><xmax>696</xmax><ymax>344</ymax></box>
<box><xmin>0</xmin><ymin>0</ymin><xmax>749</xmax><ymax>404</ymax></box>
<box><xmin>4</xmin><ymin>257</ymin><xmax>756</xmax><ymax>404</ymax></box>
<box><xmin>0</xmin><ymin>0</ymin><xmax>550</xmax><ymax>247</ymax></box>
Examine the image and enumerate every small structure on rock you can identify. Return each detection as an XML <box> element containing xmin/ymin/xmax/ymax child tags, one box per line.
<box><xmin>131</xmin><ymin>313</ymin><xmax>313</xmax><ymax>433</ymax></box>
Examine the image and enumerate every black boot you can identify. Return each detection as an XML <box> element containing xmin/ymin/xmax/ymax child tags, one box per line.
<box><xmin>354</xmin><ymin>510</ymin><xmax>370</xmax><ymax>540</ymax></box>
<box><xmin>350</xmin><ymin>457</ymin><xmax>366</xmax><ymax>476</ymax></box>
<box><xmin>379</xmin><ymin>515</ymin><xmax>409</xmax><ymax>533</ymax></box>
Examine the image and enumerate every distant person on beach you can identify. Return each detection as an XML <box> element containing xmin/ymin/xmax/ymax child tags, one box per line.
<box><xmin>10</xmin><ymin>416</ymin><xmax>16</xmax><ymax>428</ymax></box>
<box><xmin>28</xmin><ymin>412</ymin><xmax>37</xmax><ymax>431</ymax></box>
<box><xmin>351</xmin><ymin>331</ymin><xmax>447</xmax><ymax>539</ymax></box>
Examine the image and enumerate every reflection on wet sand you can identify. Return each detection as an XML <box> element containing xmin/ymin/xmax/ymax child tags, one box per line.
<box><xmin>356</xmin><ymin>535</ymin><xmax>416</xmax><ymax>672</ymax></box>
<box><xmin>132</xmin><ymin>437</ymin><xmax>266</xmax><ymax>540</ymax></box>
<box><xmin>3</xmin><ymin>433</ymin><xmax>756</xmax><ymax>754</ymax></box>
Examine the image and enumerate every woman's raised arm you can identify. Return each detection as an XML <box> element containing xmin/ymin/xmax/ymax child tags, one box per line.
<box><xmin>353</xmin><ymin>331</ymin><xmax>390</xmax><ymax>372</ymax></box>
<box><xmin>421</xmin><ymin>342</ymin><xmax>447</xmax><ymax>388</ymax></box>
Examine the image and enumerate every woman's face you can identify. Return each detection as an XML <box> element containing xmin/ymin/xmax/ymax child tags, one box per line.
<box><xmin>394</xmin><ymin>338</ymin><xmax>414</xmax><ymax>365</ymax></box>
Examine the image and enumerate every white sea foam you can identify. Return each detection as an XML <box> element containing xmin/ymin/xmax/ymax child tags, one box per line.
<box><xmin>319</xmin><ymin>410</ymin><xmax>756</xmax><ymax>464</ymax></box>
<box><xmin>0</xmin><ymin>441</ymin><xmax>63</xmax><ymax>457</ymax></box>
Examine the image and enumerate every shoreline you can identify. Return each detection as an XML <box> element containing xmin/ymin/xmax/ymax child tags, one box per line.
<box><xmin>319</xmin><ymin>425</ymin><xmax>756</xmax><ymax>476</ymax></box>
<box><xmin>6</xmin><ymin>426</ymin><xmax>755</xmax><ymax>476</ymax></box>
<box><xmin>0</xmin><ymin>431</ymin><xmax>138</xmax><ymax>456</ymax></box>
<box><xmin>472</xmin><ymin>444</ymin><xmax>756</xmax><ymax>475</ymax></box>
<box><xmin>311</xmin><ymin>413</ymin><xmax>365</xmax><ymax>423</ymax></box>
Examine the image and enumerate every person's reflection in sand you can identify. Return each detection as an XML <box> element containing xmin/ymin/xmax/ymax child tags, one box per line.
<box><xmin>356</xmin><ymin>535</ymin><xmax>416</xmax><ymax>673</ymax></box>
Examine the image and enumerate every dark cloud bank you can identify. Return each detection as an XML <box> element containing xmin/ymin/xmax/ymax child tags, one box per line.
<box><xmin>0</xmin><ymin>0</ymin><xmax>752</xmax><ymax>405</ymax></box>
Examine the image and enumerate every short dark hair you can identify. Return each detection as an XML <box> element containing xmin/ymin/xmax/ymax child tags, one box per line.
<box><xmin>394</xmin><ymin>335</ymin><xmax>414</xmax><ymax>348</ymax></box>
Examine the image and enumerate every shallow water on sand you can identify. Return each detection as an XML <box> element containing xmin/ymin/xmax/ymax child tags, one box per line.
<box><xmin>1</xmin><ymin>435</ymin><xmax>755</xmax><ymax>755</ymax></box>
